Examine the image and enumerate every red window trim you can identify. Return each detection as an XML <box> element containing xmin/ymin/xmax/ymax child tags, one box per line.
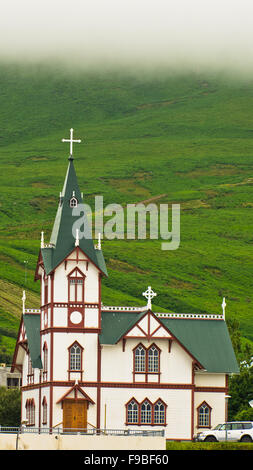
<box><xmin>25</xmin><ymin>398</ymin><xmax>35</xmax><ymax>426</ymax></box>
<box><xmin>197</xmin><ymin>401</ymin><xmax>212</xmax><ymax>429</ymax></box>
<box><xmin>27</xmin><ymin>355</ymin><xmax>34</xmax><ymax>384</ymax></box>
<box><xmin>68</xmin><ymin>267</ymin><xmax>86</xmax><ymax>303</ymax></box>
<box><xmin>67</xmin><ymin>341</ymin><xmax>84</xmax><ymax>380</ymax></box>
<box><xmin>42</xmin><ymin>396</ymin><xmax>47</xmax><ymax>425</ymax></box>
<box><xmin>133</xmin><ymin>343</ymin><xmax>161</xmax><ymax>380</ymax></box>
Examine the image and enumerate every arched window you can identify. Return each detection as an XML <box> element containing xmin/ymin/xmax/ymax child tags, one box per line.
<box><xmin>154</xmin><ymin>400</ymin><xmax>166</xmax><ymax>424</ymax></box>
<box><xmin>148</xmin><ymin>345</ymin><xmax>159</xmax><ymax>372</ymax></box>
<box><xmin>134</xmin><ymin>345</ymin><xmax>146</xmax><ymax>372</ymax></box>
<box><xmin>27</xmin><ymin>356</ymin><xmax>34</xmax><ymax>384</ymax></box>
<box><xmin>26</xmin><ymin>399</ymin><xmax>35</xmax><ymax>426</ymax></box>
<box><xmin>197</xmin><ymin>402</ymin><xmax>212</xmax><ymax>428</ymax></box>
<box><xmin>69</xmin><ymin>342</ymin><xmax>82</xmax><ymax>371</ymax></box>
<box><xmin>43</xmin><ymin>343</ymin><xmax>48</xmax><ymax>381</ymax></box>
<box><xmin>70</xmin><ymin>196</ymin><xmax>78</xmax><ymax>208</ymax></box>
<box><xmin>68</xmin><ymin>267</ymin><xmax>85</xmax><ymax>303</ymax></box>
<box><xmin>127</xmin><ymin>399</ymin><xmax>139</xmax><ymax>424</ymax></box>
<box><xmin>140</xmin><ymin>400</ymin><xmax>152</xmax><ymax>424</ymax></box>
<box><xmin>42</xmin><ymin>397</ymin><xmax>47</xmax><ymax>425</ymax></box>
<box><xmin>125</xmin><ymin>398</ymin><xmax>167</xmax><ymax>426</ymax></box>
<box><xmin>133</xmin><ymin>343</ymin><xmax>160</xmax><ymax>376</ymax></box>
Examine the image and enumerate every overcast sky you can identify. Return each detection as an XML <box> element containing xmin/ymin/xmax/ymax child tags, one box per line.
<box><xmin>0</xmin><ymin>0</ymin><xmax>253</xmax><ymax>73</ymax></box>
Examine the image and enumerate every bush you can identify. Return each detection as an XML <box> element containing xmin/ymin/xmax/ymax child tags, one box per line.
<box><xmin>0</xmin><ymin>387</ymin><xmax>21</xmax><ymax>427</ymax></box>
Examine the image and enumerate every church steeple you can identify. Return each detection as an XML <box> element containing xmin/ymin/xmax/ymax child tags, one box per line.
<box><xmin>39</xmin><ymin>130</ymin><xmax>107</xmax><ymax>277</ymax></box>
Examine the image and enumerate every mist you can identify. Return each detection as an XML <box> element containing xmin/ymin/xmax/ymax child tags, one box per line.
<box><xmin>0</xmin><ymin>0</ymin><xmax>253</xmax><ymax>75</ymax></box>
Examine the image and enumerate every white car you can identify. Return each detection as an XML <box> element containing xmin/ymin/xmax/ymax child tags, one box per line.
<box><xmin>195</xmin><ymin>422</ymin><xmax>253</xmax><ymax>442</ymax></box>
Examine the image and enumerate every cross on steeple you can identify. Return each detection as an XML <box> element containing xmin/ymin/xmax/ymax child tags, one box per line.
<box><xmin>62</xmin><ymin>128</ymin><xmax>81</xmax><ymax>160</ymax></box>
<box><xmin>142</xmin><ymin>286</ymin><xmax>157</xmax><ymax>310</ymax></box>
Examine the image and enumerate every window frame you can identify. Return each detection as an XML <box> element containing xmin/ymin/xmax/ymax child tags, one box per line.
<box><xmin>140</xmin><ymin>398</ymin><xmax>153</xmax><ymax>424</ymax></box>
<box><xmin>43</xmin><ymin>342</ymin><xmax>48</xmax><ymax>382</ymax></box>
<box><xmin>42</xmin><ymin>396</ymin><xmax>47</xmax><ymax>425</ymax></box>
<box><xmin>147</xmin><ymin>344</ymin><xmax>160</xmax><ymax>373</ymax></box>
<box><xmin>26</xmin><ymin>399</ymin><xmax>35</xmax><ymax>426</ymax></box>
<box><xmin>126</xmin><ymin>398</ymin><xmax>139</xmax><ymax>425</ymax></box>
<box><xmin>197</xmin><ymin>401</ymin><xmax>212</xmax><ymax>428</ymax></box>
<box><xmin>27</xmin><ymin>355</ymin><xmax>34</xmax><ymax>385</ymax></box>
<box><xmin>133</xmin><ymin>343</ymin><xmax>161</xmax><ymax>378</ymax></box>
<box><xmin>69</xmin><ymin>196</ymin><xmax>78</xmax><ymax>208</ymax></box>
<box><xmin>68</xmin><ymin>267</ymin><xmax>85</xmax><ymax>304</ymax></box>
<box><xmin>68</xmin><ymin>341</ymin><xmax>84</xmax><ymax>372</ymax></box>
<box><xmin>125</xmin><ymin>397</ymin><xmax>167</xmax><ymax>426</ymax></box>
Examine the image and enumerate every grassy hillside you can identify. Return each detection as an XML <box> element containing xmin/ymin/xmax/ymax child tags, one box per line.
<box><xmin>0</xmin><ymin>62</ymin><xmax>253</xmax><ymax>359</ymax></box>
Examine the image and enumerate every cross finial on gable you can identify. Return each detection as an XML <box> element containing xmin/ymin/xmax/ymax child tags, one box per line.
<box><xmin>22</xmin><ymin>290</ymin><xmax>26</xmax><ymax>314</ymax></box>
<box><xmin>142</xmin><ymin>286</ymin><xmax>157</xmax><ymax>310</ymax></box>
<box><xmin>222</xmin><ymin>297</ymin><xmax>226</xmax><ymax>319</ymax></box>
<box><xmin>62</xmin><ymin>128</ymin><xmax>81</xmax><ymax>160</ymax></box>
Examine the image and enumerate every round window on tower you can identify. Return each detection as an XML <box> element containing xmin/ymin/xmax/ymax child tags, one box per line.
<box><xmin>70</xmin><ymin>310</ymin><xmax>82</xmax><ymax>325</ymax></box>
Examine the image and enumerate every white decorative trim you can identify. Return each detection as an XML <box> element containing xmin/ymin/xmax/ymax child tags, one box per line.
<box><xmin>24</xmin><ymin>309</ymin><xmax>41</xmax><ymax>314</ymax></box>
<box><xmin>102</xmin><ymin>306</ymin><xmax>147</xmax><ymax>312</ymax></box>
<box><xmin>24</xmin><ymin>306</ymin><xmax>224</xmax><ymax>320</ymax></box>
<box><xmin>156</xmin><ymin>313</ymin><xmax>224</xmax><ymax>320</ymax></box>
<box><xmin>101</xmin><ymin>306</ymin><xmax>224</xmax><ymax>320</ymax></box>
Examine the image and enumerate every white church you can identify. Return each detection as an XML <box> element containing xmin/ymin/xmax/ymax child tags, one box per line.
<box><xmin>12</xmin><ymin>130</ymin><xmax>239</xmax><ymax>441</ymax></box>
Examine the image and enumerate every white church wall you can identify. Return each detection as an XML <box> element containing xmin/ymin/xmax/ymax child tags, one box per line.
<box><xmin>41</xmin><ymin>275</ymin><xmax>44</xmax><ymax>306</ymax></box>
<box><xmin>52</xmin><ymin>332</ymin><xmax>98</xmax><ymax>382</ymax></box>
<box><xmin>22</xmin><ymin>353</ymin><xmax>29</xmax><ymax>387</ymax></box>
<box><xmin>161</xmin><ymin>340</ymin><xmax>193</xmax><ymax>383</ymax></box>
<box><xmin>195</xmin><ymin>372</ymin><xmax>226</xmax><ymax>387</ymax></box>
<box><xmin>53</xmin><ymin>307</ymin><xmax>68</xmax><ymax>327</ymax></box>
<box><xmin>101</xmin><ymin>342</ymin><xmax>133</xmax><ymax>383</ymax></box>
<box><xmin>100</xmin><ymin>387</ymin><xmax>192</xmax><ymax>440</ymax></box>
<box><xmin>85</xmin><ymin>308</ymin><xmax>99</xmax><ymax>328</ymax></box>
<box><xmin>21</xmin><ymin>388</ymin><xmax>40</xmax><ymax>427</ymax></box>
<box><xmin>194</xmin><ymin>391</ymin><xmax>226</xmax><ymax>432</ymax></box>
<box><xmin>53</xmin><ymin>263</ymin><xmax>68</xmax><ymax>303</ymax></box>
<box><xmin>84</xmin><ymin>263</ymin><xmax>99</xmax><ymax>303</ymax></box>
<box><xmin>100</xmin><ymin>338</ymin><xmax>193</xmax><ymax>384</ymax></box>
<box><xmin>52</xmin><ymin>255</ymin><xmax>99</xmax><ymax>305</ymax></box>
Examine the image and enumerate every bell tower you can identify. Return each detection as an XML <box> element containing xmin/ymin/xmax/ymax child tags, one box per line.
<box><xmin>34</xmin><ymin>129</ymin><xmax>107</xmax><ymax>430</ymax></box>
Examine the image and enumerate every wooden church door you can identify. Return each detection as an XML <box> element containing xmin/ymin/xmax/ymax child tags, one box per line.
<box><xmin>63</xmin><ymin>399</ymin><xmax>87</xmax><ymax>430</ymax></box>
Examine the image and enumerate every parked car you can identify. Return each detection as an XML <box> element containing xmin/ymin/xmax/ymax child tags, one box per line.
<box><xmin>194</xmin><ymin>422</ymin><xmax>253</xmax><ymax>442</ymax></box>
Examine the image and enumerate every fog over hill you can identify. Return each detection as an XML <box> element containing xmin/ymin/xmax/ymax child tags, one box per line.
<box><xmin>0</xmin><ymin>0</ymin><xmax>253</xmax><ymax>76</ymax></box>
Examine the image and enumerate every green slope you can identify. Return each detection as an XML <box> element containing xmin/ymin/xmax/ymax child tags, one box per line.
<box><xmin>0</xmin><ymin>62</ymin><xmax>253</xmax><ymax>360</ymax></box>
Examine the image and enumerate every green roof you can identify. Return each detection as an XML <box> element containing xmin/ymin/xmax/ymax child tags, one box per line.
<box><xmin>100</xmin><ymin>310</ymin><xmax>148</xmax><ymax>344</ymax></box>
<box><xmin>100</xmin><ymin>311</ymin><xmax>239</xmax><ymax>374</ymax></box>
<box><xmin>161</xmin><ymin>317</ymin><xmax>239</xmax><ymax>374</ymax></box>
<box><xmin>41</xmin><ymin>158</ymin><xmax>107</xmax><ymax>276</ymax></box>
<box><xmin>23</xmin><ymin>314</ymin><xmax>42</xmax><ymax>369</ymax></box>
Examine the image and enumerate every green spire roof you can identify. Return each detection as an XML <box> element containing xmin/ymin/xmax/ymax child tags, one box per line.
<box><xmin>41</xmin><ymin>158</ymin><xmax>107</xmax><ymax>276</ymax></box>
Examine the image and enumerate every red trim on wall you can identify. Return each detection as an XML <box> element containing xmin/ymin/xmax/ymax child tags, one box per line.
<box><xmin>41</xmin><ymin>327</ymin><xmax>101</xmax><ymax>334</ymax></box>
<box><xmin>21</xmin><ymin>379</ymin><xmax>228</xmax><ymax>393</ymax></box>
<box><xmin>96</xmin><ymin>337</ymin><xmax>102</xmax><ymax>430</ymax></box>
<box><xmin>49</xmin><ymin>271</ymin><xmax>54</xmax><ymax>431</ymax></box>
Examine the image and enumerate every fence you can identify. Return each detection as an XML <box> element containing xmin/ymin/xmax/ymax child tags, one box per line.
<box><xmin>0</xmin><ymin>426</ymin><xmax>164</xmax><ymax>437</ymax></box>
